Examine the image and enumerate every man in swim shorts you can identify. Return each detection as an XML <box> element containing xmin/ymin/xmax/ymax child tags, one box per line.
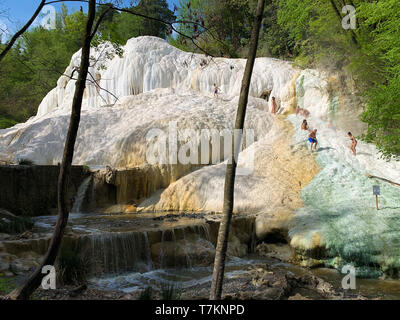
<box><xmin>308</xmin><ymin>129</ymin><xmax>318</xmax><ymax>152</ymax></box>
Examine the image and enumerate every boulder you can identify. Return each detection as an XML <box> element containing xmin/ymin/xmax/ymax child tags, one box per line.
<box><xmin>151</xmin><ymin>236</ymin><xmax>215</xmax><ymax>268</ymax></box>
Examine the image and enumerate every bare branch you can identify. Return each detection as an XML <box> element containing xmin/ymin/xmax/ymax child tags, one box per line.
<box><xmin>0</xmin><ymin>0</ymin><xmax>46</xmax><ymax>63</ymax></box>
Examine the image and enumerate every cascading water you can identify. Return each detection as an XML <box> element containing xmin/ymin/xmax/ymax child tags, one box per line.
<box><xmin>89</xmin><ymin>231</ymin><xmax>153</xmax><ymax>274</ymax></box>
<box><xmin>71</xmin><ymin>176</ymin><xmax>92</xmax><ymax>213</ymax></box>
<box><xmin>66</xmin><ymin>221</ymin><xmax>218</xmax><ymax>278</ymax></box>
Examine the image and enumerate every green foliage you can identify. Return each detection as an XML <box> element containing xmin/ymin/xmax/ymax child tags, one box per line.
<box><xmin>0</xmin><ymin>2</ymin><xmax>174</xmax><ymax>125</ymax></box>
<box><xmin>276</xmin><ymin>0</ymin><xmax>400</xmax><ymax>159</ymax></box>
<box><xmin>256</xmin><ymin>0</ymin><xmax>297</xmax><ymax>59</ymax></box>
<box><xmin>56</xmin><ymin>247</ymin><xmax>91</xmax><ymax>285</ymax></box>
<box><xmin>172</xmin><ymin>0</ymin><xmax>253</xmax><ymax>57</ymax></box>
<box><xmin>360</xmin><ymin>76</ymin><xmax>400</xmax><ymax>160</ymax></box>
<box><xmin>0</xmin><ymin>274</ymin><xmax>15</xmax><ymax>295</ymax></box>
<box><xmin>0</xmin><ymin>115</ymin><xmax>17</xmax><ymax>129</ymax></box>
<box><xmin>0</xmin><ymin>5</ymin><xmax>86</xmax><ymax>124</ymax></box>
<box><xmin>97</xmin><ymin>0</ymin><xmax>175</xmax><ymax>44</ymax></box>
<box><xmin>1</xmin><ymin>0</ymin><xmax>398</xmax><ymax>158</ymax></box>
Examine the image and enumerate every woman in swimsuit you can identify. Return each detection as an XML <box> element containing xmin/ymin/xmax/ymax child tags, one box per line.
<box><xmin>301</xmin><ymin>119</ymin><xmax>309</xmax><ymax>131</ymax></box>
<box><xmin>213</xmin><ymin>83</ymin><xmax>219</xmax><ymax>98</ymax></box>
<box><xmin>271</xmin><ymin>97</ymin><xmax>277</xmax><ymax>114</ymax></box>
<box><xmin>348</xmin><ymin>132</ymin><xmax>357</xmax><ymax>156</ymax></box>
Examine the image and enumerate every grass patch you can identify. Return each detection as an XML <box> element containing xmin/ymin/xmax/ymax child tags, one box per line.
<box><xmin>56</xmin><ymin>248</ymin><xmax>91</xmax><ymax>285</ymax></box>
<box><xmin>160</xmin><ymin>283</ymin><xmax>182</xmax><ymax>300</ymax></box>
<box><xmin>139</xmin><ymin>286</ymin><xmax>153</xmax><ymax>300</ymax></box>
<box><xmin>0</xmin><ymin>273</ymin><xmax>15</xmax><ymax>295</ymax></box>
<box><xmin>0</xmin><ymin>216</ymin><xmax>33</xmax><ymax>234</ymax></box>
<box><xmin>0</xmin><ymin>115</ymin><xmax>17</xmax><ymax>129</ymax></box>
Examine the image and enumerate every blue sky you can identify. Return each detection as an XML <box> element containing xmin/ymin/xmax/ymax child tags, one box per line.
<box><xmin>0</xmin><ymin>0</ymin><xmax>179</xmax><ymax>35</ymax></box>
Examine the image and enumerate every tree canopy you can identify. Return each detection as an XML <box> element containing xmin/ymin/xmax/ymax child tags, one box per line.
<box><xmin>0</xmin><ymin>0</ymin><xmax>175</xmax><ymax>127</ymax></box>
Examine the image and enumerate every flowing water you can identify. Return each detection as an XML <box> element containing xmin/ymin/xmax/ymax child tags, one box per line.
<box><xmin>24</xmin><ymin>177</ymin><xmax>400</xmax><ymax>300</ymax></box>
<box><xmin>28</xmin><ymin>210</ymin><xmax>400</xmax><ymax>299</ymax></box>
<box><xmin>71</xmin><ymin>176</ymin><xmax>92</xmax><ymax>213</ymax></box>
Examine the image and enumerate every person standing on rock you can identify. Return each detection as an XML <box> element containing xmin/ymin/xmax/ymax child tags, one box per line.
<box><xmin>348</xmin><ymin>132</ymin><xmax>357</xmax><ymax>156</ymax></box>
<box><xmin>270</xmin><ymin>96</ymin><xmax>277</xmax><ymax>114</ymax></box>
<box><xmin>213</xmin><ymin>83</ymin><xmax>219</xmax><ymax>98</ymax></box>
<box><xmin>308</xmin><ymin>129</ymin><xmax>318</xmax><ymax>152</ymax></box>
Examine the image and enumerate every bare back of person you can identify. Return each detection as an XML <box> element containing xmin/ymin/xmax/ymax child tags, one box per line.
<box><xmin>348</xmin><ymin>132</ymin><xmax>357</xmax><ymax>156</ymax></box>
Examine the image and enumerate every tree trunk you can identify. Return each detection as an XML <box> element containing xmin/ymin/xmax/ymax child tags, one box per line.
<box><xmin>0</xmin><ymin>1</ymin><xmax>46</xmax><ymax>63</ymax></box>
<box><xmin>6</xmin><ymin>0</ymin><xmax>97</xmax><ymax>300</ymax></box>
<box><xmin>209</xmin><ymin>0</ymin><xmax>265</xmax><ymax>301</ymax></box>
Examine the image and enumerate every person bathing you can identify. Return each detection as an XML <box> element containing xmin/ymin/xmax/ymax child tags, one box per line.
<box><xmin>301</xmin><ymin>119</ymin><xmax>309</xmax><ymax>131</ymax></box>
<box><xmin>348</xmin><ymin>132</ymin><xmax>357</xmax><ymax>156</ymax></box>
<box><xmin>213</xmin><ymin>83</ymin><xmax>219</xmax><ymax>98</ymax></box>
<box><xmin>296</xmin><ymin>107</ymin><xmax>310</xmax><ymax>118</ymax></box>
<box><xmin>308</xmin><ymin>129</ymin><xmax>318</xmax><ymax>152</ymax></box>
<box><xmin>270</xmin><ymin>96</ymin><xmax>277</xmax><ymax>114</ymax></box>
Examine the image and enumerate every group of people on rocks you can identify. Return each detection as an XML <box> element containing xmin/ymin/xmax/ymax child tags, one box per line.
<box><xmin>213</xmin><ymin>85</ymin><xmax>357</xmax><ymax>156</ymax></box>
<box><xmin>271</xmin><ymin>96</ymin><xmax>357</xmax><ymax>156</ymax></box>
<box><xmin>300</xmin><ymin>112</ymin><xmax>357</xmax><ymax>156</ymax></box>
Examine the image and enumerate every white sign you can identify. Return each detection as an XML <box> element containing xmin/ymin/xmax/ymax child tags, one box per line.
<box><xmin>373</xmin><ymin>185</ymin><xmax>380</xmax><ymax>196</ymax></box>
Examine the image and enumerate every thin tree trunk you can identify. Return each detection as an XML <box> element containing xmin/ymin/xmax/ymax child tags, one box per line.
<box><xmin>0</xmin><ymin>0</ymin><xmax>46</xmax><ymax>63</ymax></box>
<box><xmin>6</xmin><ymin>0</ymin><xmax>97</xmax><ymax>300</ymax></box>
<box><xmin>209</xmin><ymin>0</ymin><xmax>265</xmax><ymax>301</ymax></box>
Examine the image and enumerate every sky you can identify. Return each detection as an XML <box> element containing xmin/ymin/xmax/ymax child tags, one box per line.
<box><xmin>0</xmin><ymin>0</ymin><xmax>179</xmax><ymax>38</ymax></box>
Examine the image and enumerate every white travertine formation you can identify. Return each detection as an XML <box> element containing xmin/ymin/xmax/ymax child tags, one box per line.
<box><xmin>36</xmin><ymin>36</ymin><xmax>297</xmax><ymax>116</ymax></box>
<box><xmin>1</xmin><ymin>36</ymin><xmax>400</xmax><ymax>273</ymax></box>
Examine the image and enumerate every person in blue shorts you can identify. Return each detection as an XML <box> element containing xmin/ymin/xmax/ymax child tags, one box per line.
<box><xmin>308</xmin><ymin>129</ymin><xmax>318</xmax><ymax>152</ymax></box>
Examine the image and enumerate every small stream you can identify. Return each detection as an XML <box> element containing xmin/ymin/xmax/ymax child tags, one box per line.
<box><xmin>2</xmin><ymin>206</ymin><xmax>394</xmax><ymax>300</ymax></box>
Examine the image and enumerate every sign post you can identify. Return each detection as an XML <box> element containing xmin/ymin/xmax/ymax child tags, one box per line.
<box><xmin>373</xmin><ymin>185</ymin><xmax>380</xmax><ymax>210</ymax></box>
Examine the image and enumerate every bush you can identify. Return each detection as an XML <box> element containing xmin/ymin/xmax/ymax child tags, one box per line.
<box><xmin>18</xmin><ymin>158</ymin><xmax>34</xmax><ymax>166</ymax></box>
<box><xmin>160</xmin><ymin>283</ymin><xmax>182</xmax><ymax>300</ymax></box>
<box><xmin>0</xmin><ymin>216</ymin><xmax>33</xmax><ymax>234</ymax></box>
<box><xmin>56</xmin><ymin>248</ymin><xmax>91</xmax><ymax>285</ymax></box>
<box><xmin>139</xmin><ymin>286</ymin><xmax>153</xmax><ymax>300</ymax></box>
<box><xmin>0</xmin><ymin>274</ymin><xmax>15</xmax><ymax>295</ymax></box>
<box><xmin>0</xmin><ymin>116</ymin><xmax>17</xmax><ymax>129</ymax></box>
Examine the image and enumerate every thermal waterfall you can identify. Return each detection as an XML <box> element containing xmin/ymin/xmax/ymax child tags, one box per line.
<box><xmin>1</xmin><ymin>36</ymin><xmax>400</xmax><ymax>275</ymax></box>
